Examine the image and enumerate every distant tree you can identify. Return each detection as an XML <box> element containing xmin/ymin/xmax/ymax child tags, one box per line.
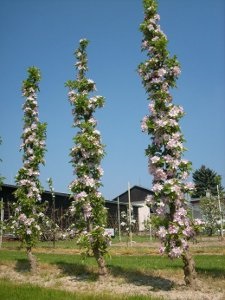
<box><xmin>192</xmin><ymin>165</ymin><xmax>224</xmax><ymax>198</ymax></box>
<box><xmin>120</xmin><ymin>207</ymin><xmax>136</xmax><ymax>245</ymax></box>
<box><xmin>199</xmin><ymin>196</ymin><xmax>220</xmax><ymax>236</ymax></box>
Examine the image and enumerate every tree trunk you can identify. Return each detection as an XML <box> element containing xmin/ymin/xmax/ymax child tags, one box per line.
<box><xmin>93</xmin><ymin>248</ymin><xmax>107</xmax><ymax>276</ymax></box>
<box><xmin>182</xmin><ymin>250</ymin><xmax>197</xmax><ymax>287</ymax></box>
<box><xmin>26</xmin><ymin>247</ymin><xmax>37</xmax><ymax>273</ymax></box>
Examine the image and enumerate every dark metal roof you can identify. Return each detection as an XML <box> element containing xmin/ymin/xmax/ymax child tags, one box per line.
<box><xmin>111</xmin><ymin>185</ymin><xmax>153</xmax><ymax>203</ymax></box>
<box><xmin>0</xmin><ymin>183</ymin><xmax>152</xmax><ymax>208</ymax></box>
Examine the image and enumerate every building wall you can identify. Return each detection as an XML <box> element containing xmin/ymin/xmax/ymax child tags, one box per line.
<box><xmin>138</xmin><ymin>205</ymin><xmax>150</xmax><ymax>231</ymax></box>
<box><xmin>0</xmin><ymin>184</ymin><xmax>152</xmax><ymax>232</ymax></box>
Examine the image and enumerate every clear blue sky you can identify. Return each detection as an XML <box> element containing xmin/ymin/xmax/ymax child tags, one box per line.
<box><xmin>0</xmin><ymin>0</ymin><xmax>224</xmax><ymax>200</ymax></box>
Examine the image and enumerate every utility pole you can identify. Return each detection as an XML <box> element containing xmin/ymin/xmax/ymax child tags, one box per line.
<box><xmin>117</xmin><ymin>197</ymin><xmax>121</xmax><ymax>242</ymax></box>
<box><xmin>149</xmin><ymin>206</ymin><xmax>152</xmax><ymax>242</ymax></box>
<box><xmin>217</xmin><ymin>185</ymin><xmax>224</xmax><ymax>240</ymax></box>
<box><xmin>128</xmin><ymin>182</ymin><xmax>132</xmax><ymax>246</ymax></box>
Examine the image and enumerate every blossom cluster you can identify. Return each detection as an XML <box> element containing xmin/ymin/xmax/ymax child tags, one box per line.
<box><xmin>66</xmin><ymin>39</ymin><xmax>109</xmax><ymax>257</ymax></box>
<box><xmin>11</xmin><ymin>67</ymin><xmax>47</xmax><ymax>248</ymax></box>
<box><xmin>139</xmin><ymin>0</ymin><xmax>195</xmax><ymax>258</ymax></box>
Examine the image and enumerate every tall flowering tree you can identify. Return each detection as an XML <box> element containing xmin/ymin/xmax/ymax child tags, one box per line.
<box><xmin>138</xmin><ymin>0</ymin><xmax>196</xmax><ymax>286</ymax></box>
<box><xmin>12</xmin><ymin>67</ymin><xmax>47</xmax><ymax>272</ymax></box>
<box><xmin>66</xmin><ymin>39</ymin><xmax>109</xmax><ymax>275</ymax></box>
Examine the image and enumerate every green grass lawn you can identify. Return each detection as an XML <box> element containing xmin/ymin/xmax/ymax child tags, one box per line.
<box><xmin>1</xmin><ymin>234</ymin><xmax>157</xmax><ymax>249</ymax></box>
<box><xmin>0</xmin><ymin>247</ymin><xmax>224</xmax><ymax>300</ymax></box>
<box><xmin>1</xmin><ymin>236</ymin><xmax>225</xmax><ymax>300</ymax></box>
<box><xmin>0</xmin><ymin>249</ymin><xmax>224</xmax><ymax>278</ymax></box>
<box><xmin>0</xmin><ymin>279</ymin><xmax>162</xmax><ymax>300</ymax></box>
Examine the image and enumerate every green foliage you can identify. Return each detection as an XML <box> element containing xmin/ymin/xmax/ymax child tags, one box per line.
<box><xmin>0</xmin><ymin>279</ymin><xmax>162</xmax><ymax>300</ymax></box>
<box><xmin>66</xmin><ymin>39</ymin><xmax>109</xmax><ymax>269</ymax></box>
<box><xmin>9</xmin><ymin>66</ymin><xmax>47</xmax><ymax>250</ymax></box>
<box><xmin>199</xmin><ymin>196</ymin><xmax>220</xmax><ymax>236</ymax></box>
<box><xmin>139</xmin><ymin>0</ymin><xmax>197</xmax><ymax>271</ymax></box>
<box><xmin>22</xmin><ymin>66</ymin><xmax>41</xmax><ymax>93</ymax></box>
<box><xmin>192</xmin><ymin>165</ymin><xmax>224</xmax><ymax>198</ymax></box>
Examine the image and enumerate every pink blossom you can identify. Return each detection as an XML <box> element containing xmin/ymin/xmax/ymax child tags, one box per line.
<box><xmin>155</xmin><ymin>119</ymin><xmax>167</xmax><ymax>127</ymax></box>
<box><xmin>151</xmin><ymin>76</ymin><xmax>162</xmax><ymax>83</ymax></box>
<box><xmin>152</xmin><ymin>183</ymin><xmax>163</xmax><ymax>193</ymax></box>
<box><xmin>147</xmin><ymin>24</ymin><xmax>154</xmax><ymax>31</ymax></box>
<box><xmin>157</xmin><ymin>68</ymin><xmax>167</xmax><ymax>77</ymax></box>
<box><xmin>181</xmin><ymin>171</ymin><xmax>189</xmax><ymax>180</ymax></box>
<box><xmin>184</xmin><ymin>182</ymin><xmax>195</xmax><ymax>190</ymax></box>
<box><xmin>154</xmin><ymin>14</ymin><xmax>160</xmax><ymax>21</ymax></box>
<box><xmin>141</xmin><ymin>40</ymin><xmax>148</xmax><ymax>50</ymax></box>
<box><xmin>171</xmin><ymin>66</ymin><xmax>181</xmax><ymax>76</ymax></box>
<box><xmin>18</xmin><ymin>213</ymin><xmax>27</xmax><ymax>222</ymax></box>
<box><xmin>181</xmin><ymin>238</ymin><xmax>189</xmax><ymax>250</ymax></box>
<box><xmin>168</xmin><ymin>224</ymin><xmax>179</xmax><ymax>234</ymax></box>
<box><xmin>169</xmin><ymin>246</ymin><xmax>182</xmax><ymax>258</ymax></box>
<box><xmin>159</xmin><ymin>246</ymin><xmax>166</xmax><ymax>255</ymax></box>
<box><xmin>194</xmin><ymin>218</ymin><xmax>204</xmax><ymax>226</ymax></box>
<box><xmin>150</xmin><ymin>156</ymin><xmax>160</xmax><ymax>164</ymax></box>
<box><xmin>154</xmin><ymin>168</ymin><xmax>167</xmax><ymax>180</ymax></box>
<box><xmin>83</xmin><ymin>203</ymin><xmax>92</xmax><ymax>219</ymax></box>
<box><xmin>152</xmin><ymin>36</ymin><xmax>159</xmax><ymax>42</ymax></box>
<box><xmin>156</xmin><ymin>205</ymin><xmax>166</xmax><ymax>216</ymax></box>
<box><xmin>182</xmin><ymin>226</ymin><xmax>194</xmax><ymax>237</ymax></box>
<box><xmin>158</xmin><ymin>226</ymin><xmax>167</xmax><ymax>239</ymax></box>
<box><xmin>141</xmin><ymin>116</ymin><xmax>148</xmax><ymax>132</ymax></box>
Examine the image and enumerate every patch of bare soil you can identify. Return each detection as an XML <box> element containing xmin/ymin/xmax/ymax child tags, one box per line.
<box><xmin>0</xmin><ymin>261</ymin><xmax>224</xmax><ymax>300</ymax></box>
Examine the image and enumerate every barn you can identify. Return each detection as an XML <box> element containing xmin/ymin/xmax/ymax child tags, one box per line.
<box><xmin>0</xmin><ymin>184</ymin><xmax>153</xmax><ymax>232</ymax></box>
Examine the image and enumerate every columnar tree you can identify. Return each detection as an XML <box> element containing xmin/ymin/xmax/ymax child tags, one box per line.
<box><xmin>138</xmin><ymin>0</ymin><xmax>196</xmax><ymax>286</ymax></box>
<box><xmin>12</xmin><ymin>67</ymin><xmax>47</xmax><ymax>272</ymax></box>
<box><xmin>66</xmin><ymin>39</ymin><xmax>109</xmax><ymax>275</ymax></box>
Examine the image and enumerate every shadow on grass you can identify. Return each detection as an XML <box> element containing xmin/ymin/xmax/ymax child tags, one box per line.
<box><xmin>53</xmin><ymin>260</ymin><xmax>173</xmax><ymax>291</ymax></box>
<box><xmin>15</xmin><ymin>259</ymin><xmax>31</xmax><ymax>273</ymax></box>
<box><xmin>108</xmin><ymin>265</ymin><xmax>173</xmax><ymax>291</ymax></box>
<box><xmin>55</xmin><ymin>261</ymin><xmax>99</xmax><ymax>281</ymax></box>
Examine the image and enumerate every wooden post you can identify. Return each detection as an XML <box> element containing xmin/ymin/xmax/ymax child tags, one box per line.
<box><xmin>128</xmin><ymin>182</ymin><xmax>132</xmax><ymax>246</ymax></box>
<box><xmin>217</xmin><ymin>185</ymin><xmax>224</xmax><ymax>240</ymax></box>
<box><xmin>52</xmin><ymin>193</ymin><xmax>56</xmax><ymax>248</ymax></box>
<box><xmin>0</xmin><ymin>198</ymin><xmax>3</xmax><ymax>248</ymax></box>
<box><xmin>149</xmin><ymin>206</ymin><xmax>152</xmax><ymax>242</ymax></box>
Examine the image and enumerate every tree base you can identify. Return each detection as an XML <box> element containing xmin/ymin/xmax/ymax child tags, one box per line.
<box><xmin>182</xmin><ymin>250</ymin><xmax>197</xmax><ymax>287</ymax></box>
<box><xmin>93</xmin><ymin>249</ymin><xmax>108</xmax><ymax>276</ymax></box>
<box><xmin>26</xmin><ymin>247</ymin><xmax>37</xmax><ymax>273</ymax></box>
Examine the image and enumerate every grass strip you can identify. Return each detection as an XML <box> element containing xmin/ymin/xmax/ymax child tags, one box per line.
<box><xmin>0</xmin><ymin>278</ymin><xmax>162</xmax><ymax>300</ymax></box>
<box><xmin>0</xmin><ymin>249</ymin><xmax>224</xmax><ymax>278</ymax></box>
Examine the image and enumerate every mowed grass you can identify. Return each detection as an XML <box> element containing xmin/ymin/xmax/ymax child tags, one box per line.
<box><xmin>0</xmin><ymin>279</ymin><xmax>161</xmax><ymax>300</ymax></box>
<box><xmin>2</xmin><ymin>234</ymin><xmax>156</xmax><ymax>249</ymax></box>
<box><xmin>0</xmin><ymin>246</ymin><xmax>224</xmax><ymax>300</ymax></box>
<box><xmin>0</xmin><ymin>249</ymin><xmax>225</xmax><ymax>278</ymax></box>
